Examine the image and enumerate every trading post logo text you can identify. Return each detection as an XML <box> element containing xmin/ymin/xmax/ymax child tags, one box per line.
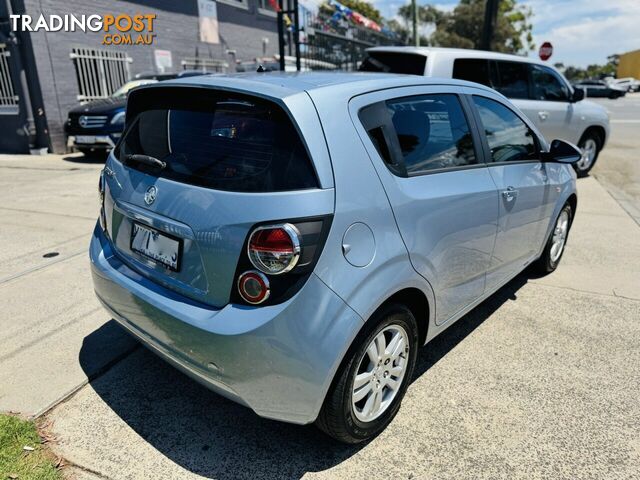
<box><xmin>10</xmin><ymin>14</ymin><xmax>157</xmax><ymax>45</ymax></box>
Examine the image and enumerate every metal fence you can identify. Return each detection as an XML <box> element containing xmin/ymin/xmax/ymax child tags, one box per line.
<box><xmin>0</xmin><ymin>44</ymin><xmax>19</xmax><ymax>113</ymax></box>
<box><xmin>70</xmin><ymin>47</ymin><xmax>132</xmax><ymax>102</ymax></box>
<box><xmin>181</xmin><ymin>57</ymin><xmax>228</xmax><ymax>73</ymax></box>
<box><xmin>297</xmin><ymin>6</ymin><xmax>402</xmax><ymax>71</ymax></box>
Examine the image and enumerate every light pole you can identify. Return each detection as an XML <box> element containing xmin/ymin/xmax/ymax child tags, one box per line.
<box><xmin>412</xmin><ymin>0</ymin><xmax>419</xmax><ymax>47</ymax></box>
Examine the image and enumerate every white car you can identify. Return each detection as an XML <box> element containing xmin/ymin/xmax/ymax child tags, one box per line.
<box><xmin>609</xmin><ymin>77</ymin><xmax>640</xmax><ymax>92</ymax></box>
<box><xmin>361</xmin><ymin>47</ymin><xmax>611</xmax><ymax>176</ymax></box>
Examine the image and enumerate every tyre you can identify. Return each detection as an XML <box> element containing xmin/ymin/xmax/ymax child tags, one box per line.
<box><xmin>574</xmin><ymin>131</ymin><xmax>601</xmax><ymax>177</ymax></box>
<box><xmin>534</xmin><ymin>203</ymin><xmax>573</xmax><ymax>275</ymax></box>
<box><xmin>316</xmin><ymin>303</ymin><xmax>419</xmax><ymax>444</ymax></box>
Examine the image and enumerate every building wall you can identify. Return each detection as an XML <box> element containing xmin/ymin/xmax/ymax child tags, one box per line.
<box><xmin>24</xmin><ymin>0</ymin><xmax>278</xmax><ymax>152</ymax></box>
<box><xmin>617</xmin><ymin>49</ymin><xmax>640</xmax><ymax>79</ymax></box>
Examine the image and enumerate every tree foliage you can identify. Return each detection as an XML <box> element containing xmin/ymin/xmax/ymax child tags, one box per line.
<box><xmin>558</xmin><ymin>55</ymin><xmax>620</xmax><ymax>81</ymax></box>
<box><xmin>397</xmin><ymin>0</ymin><xmax>535</xmax><ymax>54</ymax></box>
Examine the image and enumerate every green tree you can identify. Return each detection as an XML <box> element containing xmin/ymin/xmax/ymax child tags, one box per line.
<box><xmin>397</xmin><ymin>0</ymin><xmax>534</xmax><ymax>54</ymax></box>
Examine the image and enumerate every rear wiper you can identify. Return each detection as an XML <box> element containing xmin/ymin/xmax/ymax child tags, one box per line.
<box><xmin>125</xmin><ymin>154</ymin><xmax>166</xmax><ymax>169</ymax></box>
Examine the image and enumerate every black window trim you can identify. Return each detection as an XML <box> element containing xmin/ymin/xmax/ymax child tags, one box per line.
<box><xmin>358</xmin><ymin>92</ymin><xmax>490</xmax><ymax>178</ymax></box>
<box><xmin>467</xmin><ymin>93</ymin><xmax>543</xmax><ymax>167</ymax></box>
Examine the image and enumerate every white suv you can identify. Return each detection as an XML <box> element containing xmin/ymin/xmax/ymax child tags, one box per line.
<box><xmin>361</xmin><ymin>47</ymin><xmax>611</xmax><ymax>176</ymax></box>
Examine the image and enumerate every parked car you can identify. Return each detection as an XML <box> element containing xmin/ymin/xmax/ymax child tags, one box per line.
<box><xmin>608</xmin><ymin>77</ymin><xmax>640</xmax><ymax>92</ymax></box>
<box><xmin>573</xmin><ymin>79</ymin><xmax>627</xmax><ymax>98</ymax></box>
<box><xmin>360</xmin><ymin>47</ymin><xmax>610</xmax><ymax>176</ymax></box>
<box><xmin>65</xmin><ymin>71</ymin><xmax>208</xmax><ymax>156</ymax></box>
<box><xmin>91</xmin><ymin>73</ymin><xmax>580</xmax><ymax>443</ymax></box>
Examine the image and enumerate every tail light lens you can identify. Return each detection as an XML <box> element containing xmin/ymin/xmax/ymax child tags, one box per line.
<box><xmin>232</xmin><ymin>216</ymin><xmax>333</xmax><ymax>307</ymax></box>
<box><xmin>237</xmin><ymin>271</ymin><xmax>270</xmax><ymax>304</ymax></box>
<box><xmin>98</xmin><ymin>169</ymin><xmax>106</xmax><ymax>230</ymax></box>
<box><xmin>248</xmin><ymin>224</ymin><xmax>301</xmax><ymax>275</ymax></box>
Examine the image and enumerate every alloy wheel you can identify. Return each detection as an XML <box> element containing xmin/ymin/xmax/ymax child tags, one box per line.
<box><xmin>351</xmin><ymin>325</ymin><xmax>410</xmax><ymax>422</ymax></box>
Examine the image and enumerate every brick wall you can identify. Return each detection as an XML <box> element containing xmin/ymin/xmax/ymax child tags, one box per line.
<box><xmin>23</xmin><ymin>0</ymin><xmax>278</xmax><ymax>152</ymax></box>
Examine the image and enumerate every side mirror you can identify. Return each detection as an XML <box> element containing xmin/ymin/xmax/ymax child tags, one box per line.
<box><xmin>542</xmin><ymin>139</ymin><xmax>582</xmax><ymax>164</ymax></box>
<box><xmin>571</xmin><ymin>87</ymin><xmax>585</xmax><ymax>103</ymax></box>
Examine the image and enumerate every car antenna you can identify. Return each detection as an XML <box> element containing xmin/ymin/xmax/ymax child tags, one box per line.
<box><xmin>256</xmin><ymin>64</ymin><xmax>267</xmax><ymax>73</ymax></box>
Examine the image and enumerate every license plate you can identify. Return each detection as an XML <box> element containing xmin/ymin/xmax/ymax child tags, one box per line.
<box><xmin>130</xmin><ymin>223</ymin><xmax>181</xmax><ymax>271</ymax></box>
<box><xmin>75</xmin><ymin>135</ymin><xmax>97</xmax><ymax>144</ymax></box>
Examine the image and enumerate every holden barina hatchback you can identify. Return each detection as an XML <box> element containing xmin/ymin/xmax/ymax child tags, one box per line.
<box><xmin>91</xmin><ymin>72</ymin><xmax>580</xmax><ymax>443</ymax></box>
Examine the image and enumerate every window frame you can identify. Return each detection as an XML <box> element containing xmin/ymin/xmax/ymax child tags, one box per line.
<box><xmin>467</xmin><ymin>93</ymin><xmax>543</xmax><ymax>166</ymax></box>
<box><xmin>215</xmin><ymin>0</ymin><xmax>249</xmax><ymax>10</ymax></box>
<box><xmin>357</xmin><ymin>92</ymin><xmax>488</xmax><ymax>178</ymax></box>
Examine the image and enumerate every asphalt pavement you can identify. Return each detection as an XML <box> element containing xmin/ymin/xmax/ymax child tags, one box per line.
<box><xmin>0</xmin><ymin>94</ymin><xmax>639</xmax><ymax>479</ymax></box>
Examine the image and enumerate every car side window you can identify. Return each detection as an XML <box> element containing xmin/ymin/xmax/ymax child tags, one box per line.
<box><xmin>495</xmin><ymin>61</ymin><xmax>529</xmax><ymax>99</ymax></box>
<box><xmin>530</xmin><ymin>65</ymin><xmax>570</xmax><ymax>101</ymax></box>
<box><xmin>382</xmin><ymin>94</ymin><xmax>477</xmax><ymax>175</ymax></box>
<box><xmin>452</xmin><ymin>59</ymin><xmax>492</xmax><ymax>87</ymax></box>
<box><xmin>472</xmin><ymin>96</ymin><xmax>537</xmax><ymax>163</ymax></box>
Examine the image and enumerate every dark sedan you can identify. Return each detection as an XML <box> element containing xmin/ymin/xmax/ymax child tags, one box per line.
<box><xmin>573</xmin><ymin>80</ymin><xmax>627</xmax><ymax>99</ymax></box>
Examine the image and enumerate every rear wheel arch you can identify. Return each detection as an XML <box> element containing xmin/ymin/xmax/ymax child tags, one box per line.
<box><xmin>377</xmin><ymin>288</ymin><xmax>430</xmax><ymax>346</ymax></box>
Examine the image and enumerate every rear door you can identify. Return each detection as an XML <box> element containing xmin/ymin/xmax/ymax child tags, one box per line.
<box><xmin>351</xmin><ymin>86</ymin><xmax>499</xmax><ymax>325</ymax></box>
<box><xmin>469</xmin><ymin>94</ymin><xmax>551</xmax><ymax>289</ymax></box>
<box><xmin>101</xmin><ymin>85</ymin><xmax>334</xmax><ymax>308</ymax></box>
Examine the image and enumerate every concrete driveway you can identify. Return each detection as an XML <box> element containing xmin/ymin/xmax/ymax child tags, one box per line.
<box><xmin>0</xmin><ymin>94</ymin><xmax>639</xmax><ymax>479</ymax></box>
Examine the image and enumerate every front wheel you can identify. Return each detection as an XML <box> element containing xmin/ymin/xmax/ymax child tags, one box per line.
<box><xmin>575</xmin><ymin>132</ymin><xmax>601</xmax><ymax>177</ymax></box>
<box><xmin>534</xmin><ymin>203</ymin><xmax>573</xmax><ymax>275</ymax></box>
<box><xmin>316</xmin><ymin>304</ymin><xmax>419</xmax><ymax>443</ymax></box>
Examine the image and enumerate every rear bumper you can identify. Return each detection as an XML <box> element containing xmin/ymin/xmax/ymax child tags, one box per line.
<box><xmin>90</xmin><ymin>224</ymin><xmax>362</xmax><ymax>424</ymax></box>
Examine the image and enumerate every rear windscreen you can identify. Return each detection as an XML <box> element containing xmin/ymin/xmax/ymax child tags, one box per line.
<box><xmin>117</xmin><ymin>88</ymin><xmax>319</xmax><ymax>192</ymax></box>
<box><xmin>359</xmin><ymin>52</ymin><xmax>426</xmax><ymax>75</ymax></box>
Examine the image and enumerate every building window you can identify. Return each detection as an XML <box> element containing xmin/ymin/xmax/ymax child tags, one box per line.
<box><xmin>0</xmin><ymin>44</ymin><xmax>19</xmax><ymax>114</ymax></box>
<box><xmin>216</xmin><ymin>0</ymin><xmax>249</xmax><ymax>10</ymax></box>
<box><xmin>181</xmin><ymin>57</ymin><xmax>229</xmax><ymax>73</ymax></box>
<box><xmin>258</xmin><ymin>0</ymin><xmax>278</xmax><ymax>15</ymax></box>
<box><xmin>70</xmin><ymin>47</ymin><xmax>132</xmax><ymax>102</ymax></box>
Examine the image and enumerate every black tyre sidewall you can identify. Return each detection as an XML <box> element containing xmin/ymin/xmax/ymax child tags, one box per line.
<box><xmin>540</xmin><ymin>204</ymin><xmax>573</xmax><ymax>273</ymax></box>
<box><xmin>328</xmin><ymin>305</ymin><xmax>419</xmax><ymax>443</ymax></box>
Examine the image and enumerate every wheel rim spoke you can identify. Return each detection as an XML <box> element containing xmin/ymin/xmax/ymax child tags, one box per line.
<box><xmin>351</xmin><ymin>324</ymin><xmax>410</xmax><ymax>422</ymax></box>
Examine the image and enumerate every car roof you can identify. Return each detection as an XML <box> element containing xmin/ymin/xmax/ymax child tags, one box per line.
<box><xmin>366</xmin><ymin>46</ymin><xmax>545</xmax><ymax>65</ymax></box>
<box><xmin>150</xmin><ymin>71</ymin><xmax>496</xmax><ymax>101</ymax></box>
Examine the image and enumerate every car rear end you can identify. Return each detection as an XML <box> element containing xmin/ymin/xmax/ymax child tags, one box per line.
<box><xmin>90</xmin><ymin>82</ymin><xmax>362</xmax><ymax>424</ymax></box>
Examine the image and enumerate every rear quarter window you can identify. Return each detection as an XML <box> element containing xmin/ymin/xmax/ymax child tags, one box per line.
<box><xmin>359</xmin><ymin>52</ymin><xmax>427</xmax><ymax>75</ymax></box>
<box><xmin>117</xmin><ymin>87</ymin><xmax>319</xmax><ymax>193</ymax></box>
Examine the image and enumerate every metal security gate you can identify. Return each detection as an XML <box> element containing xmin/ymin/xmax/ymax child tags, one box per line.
<box><xmin>70</xmin><ymin>47</ymin><xmax>132</xmax><ymax>101</ymax></box>
<box><xmin>0</xmin><ymin>44</ymin><xmax>19</xmax><ymax>114</ymax></box>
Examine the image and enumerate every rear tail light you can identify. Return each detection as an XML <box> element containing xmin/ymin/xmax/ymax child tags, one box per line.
<box><xmin>98</xmin><ymin>169</ymin><xmax>106</xmax><ymax>230</ymax></box>
<box><xmin>248</xmin><ymin>224</ymin><xmax>301</xmax><ymax>275</ymax></box>
<box><xmin>232</xmin><ymin>216</ymin><xmax>333</xmax><ymax>307</ymax></box>
<box><xmin>237</xmin><ymin>271</ymin><xmax>270</xmax><ymax>304</ymax></box>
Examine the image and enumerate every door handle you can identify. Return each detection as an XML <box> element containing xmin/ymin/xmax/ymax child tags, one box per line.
<box><xmin>502</xmin><ymin>187</ymin><xmax>518</xmax><ymax>202</ymax></box>
<box><xmin>538</xmin><ymin>111</ymin><xmax>549</xmax><ymax>121</ymax></box>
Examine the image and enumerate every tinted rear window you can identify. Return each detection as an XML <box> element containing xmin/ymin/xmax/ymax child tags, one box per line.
<box><xmin>117</xmin><ymin>88</ymin><xmax>318</xmax><ymax>193</ymax></box>
<box><xmin>452</xmin><ymin>58</ymin><xmax>493</xmax><ymax>87</ymax></box>
<box><xmin>359</xmin><ymin>52</ymin><xmax>426</xmax><ymax>75</ymax></box>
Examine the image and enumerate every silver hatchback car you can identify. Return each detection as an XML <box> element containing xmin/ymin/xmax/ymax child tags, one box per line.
<box><xmin>91</xmin><ymin>72</ymin><xmax>580</xmax><ymax>443</ymax></box>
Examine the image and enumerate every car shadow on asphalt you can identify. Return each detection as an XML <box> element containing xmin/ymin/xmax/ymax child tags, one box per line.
<box><xmin>62</xmin><ymin>153</ymin><xmax>108</xmax><ymax>164</ymax></box>
<box><xmin>79</xmin><ymin>272</ymin><xmax>531</xmax><ymax>480</ymax></box>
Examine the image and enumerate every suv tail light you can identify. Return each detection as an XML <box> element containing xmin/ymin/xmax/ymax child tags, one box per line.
<box><xmin>232</xmin><ymin>216</ymin><xmax>333</xmax><ymax>306</ymax></box>
<box><xmin>248</xmin><ymin>224</ymin><xmax>301</xmax><ymax>275</ymax></box>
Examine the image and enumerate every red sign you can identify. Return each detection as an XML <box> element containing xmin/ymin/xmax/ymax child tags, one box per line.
<box><xmin>539</xmin><ymin>42</ymin><xmax>553</xmax><ymax>61</ymax></box>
